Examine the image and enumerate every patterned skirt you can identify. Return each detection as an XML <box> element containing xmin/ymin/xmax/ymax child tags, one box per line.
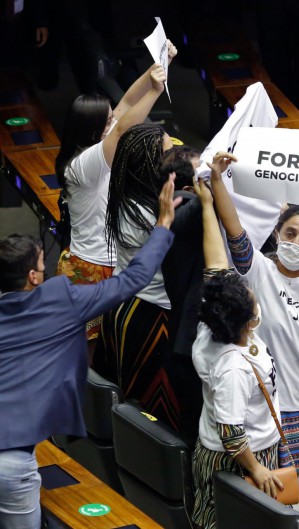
<box><xmin>94</xmin><ymin>296</ymin><xmax>181</xmax><ymax>431</ymax></box>
<box><xmin>192</xmin><ymin>438</ymin><xmax>279</xmax><ymax>529</ymax></box>
<box><xmin>56</xmin><ymin>248</ymin><xmax>114</xmax><ymax>340</ymax></box>
<box><xmin>279</xmin><ymin>411</ymin><xmax>299</xmax><ymax>469</ymax></box>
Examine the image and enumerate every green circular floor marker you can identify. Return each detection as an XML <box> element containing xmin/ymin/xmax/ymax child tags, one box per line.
<box><xmin>217</xmin><ymin>53</ymin><xmax>240</xmax><ymax>61</ymax></box>
<box><xmin>79</xmin><ymin>503</ymin><xmax>111</xmax><ymax>517</ymax></box>
<box><xmin>5</xmin><ymin>117</ymin><xmax>30</xmax><ymax>126</ymax></box>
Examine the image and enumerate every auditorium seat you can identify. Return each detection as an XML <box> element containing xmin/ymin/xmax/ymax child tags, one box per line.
<box><xmin>112</xmin><ymin>402</ymin><xmax>194</xmax><ymax>529</ymax></box>
<box><xmin>52</xmin><ymin>368</ymin><xmax>124</xmax><ymax>494</ymax></box>
<box><xmin>213</xmin><ymin>471</ymin><xmax>299</xmax><ymax>529</ymax></box>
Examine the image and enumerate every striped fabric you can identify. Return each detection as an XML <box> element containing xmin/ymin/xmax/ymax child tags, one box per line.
<box><xmin>95</xmin><ymin>296</ymin><xmax>181</xmax><ymax>431</ymax></box>
<box><xmin>192</xmin><ymin>435</ymin><xmax>279</xmax><ymax>529</ymax></box>
<box><xmin>204</xmin><ymin>268</ymin><xmax>235</xmax><ymax>279</ymax></box>
<box><xmin>218</xmin><ymin>423</ymin><xmax>248</xmax><ymax>457</ymax></box>
<box><xmin>279</xmin><ymin>411</ymin><xmax>299</xmax><ymax>469</ymax></box>
<box><xmin>227</xmin><ymin>229</ymin><xmax>254</xmax><ymax>275</ymax></box>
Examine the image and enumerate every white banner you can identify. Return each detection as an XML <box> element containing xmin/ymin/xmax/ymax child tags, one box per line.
<box><xmin>232</xmin><ymin>127</ymin><xmax>299</xmax><ymax>205</ymax></box>
<box><xmin>143</xmin><ymin>18</ymin><xmax>171</xmax><ymax>102</ymax></box>
<box><xmin>196</xmin><ymin>81</ymin><xmax>281</xmax><ymax>250</ymax></box>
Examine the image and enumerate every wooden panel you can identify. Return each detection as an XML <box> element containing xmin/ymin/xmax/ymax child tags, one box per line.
<box><xmin>263</xmin><ymin>83</ymin><xmax>299</xmax><ymax>124</ymax></box>
<box><xmin>37</xmin><ymin>193</ymin><xmax>60</xmax><ymax>223</ymax></box>
<box><xmin>0</xmin><ymin>69</ymin><xmax>61</xmax><ymax>227</ymax></box>
<box><xmin>0</xmin><ymin>67</ymin><xmax>60</xmax><ymax>151</ymax></box>
<box><xmin>4</xmin><ymin>148</ymin><xmax>61</xmax><ymax>196</ymax></box>
<box><xmin>0</xmin><ymin>105</ymin><xmax>60</xmax><ymax>151</ymax></box>
<box><xmin>37</xmin><ymin>441</ymin><xmax>70</xmax><ymax>466</ymax></box>
<box><xmin>201</xmin><ymin>56</ymin><xmax>269</xmax><ymax>89</ymax></box>
<box><xmin>277</xmin><ymin>120</ymin><xmax>299</xmax><ymax>130</ymax></box>
<box><xmin>37</xmin><ymin>441</ymin><xmax>164</xmax><ymax>529</ymax></box>
<box><xmin>216</xmin><ymin>82</ymin><xmax>299</xmax><ymax>125</ymax></box>
<box><xmin>189</xmin><ymin>29</ymin><xmax>270</xmax><ymax>88</ymax></box>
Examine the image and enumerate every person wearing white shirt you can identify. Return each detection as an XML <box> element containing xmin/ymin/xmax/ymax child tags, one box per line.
<box><xmin>55</xmin><ymin>41</ymin><xmax>177</xmax><ymax>359</ymax></box>
<box><xmin>210</xmin><ymin>151</ymin><xmax>299</xmax><ymax>471</ymax></box>
<box><xmin>191</xmin><ymin>174</ymin><xmax>283</xmax><ymax>529</ymax></box>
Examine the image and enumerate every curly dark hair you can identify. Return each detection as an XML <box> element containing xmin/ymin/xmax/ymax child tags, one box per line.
<box><xmin>199</xmin><ymin>270</ymin><xmax>255</xmax><ymax>344</ymax></box>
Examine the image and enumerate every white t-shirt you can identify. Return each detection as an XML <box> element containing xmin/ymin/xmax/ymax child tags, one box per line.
<box><xmin>192</xmin><ymin>322</ymin><xmax>280</xmax><ymax>452</ymax></box>
<box><xmin>113</xmin><ymin>206</ymin><xmax>171</xmax><ymax>309</ymax></box>
<box><xmin>65</xmin><ymin>141</ymin><xmax>116</xmax><ymax>266</ymax></box>
<box><xmin>243</xmin><ymin>248</ymin><xmax>299</xmax><ymax>411</ymax></box>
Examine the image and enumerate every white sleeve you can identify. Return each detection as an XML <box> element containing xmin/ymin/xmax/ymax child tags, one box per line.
<box><xmin>69</xmin><ymin>142</ymin><xmax>110</xmax><ymax>187</ymax></box>
<box><xmin>212</xmin><ymin>366</ymin><xmax>255</xmax><ymax>424</ymax></box>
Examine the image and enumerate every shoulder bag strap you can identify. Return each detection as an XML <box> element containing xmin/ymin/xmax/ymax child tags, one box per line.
<box><xmin>242</xmin><ymin>355</ymin><xmax>296</xmax><ymax>468</ymax></box>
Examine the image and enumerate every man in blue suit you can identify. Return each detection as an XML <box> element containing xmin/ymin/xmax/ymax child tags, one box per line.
<box><xmin>0</xmin><ymin>175</ymin><xmax>179</xmax><ymax>529</ymax></box>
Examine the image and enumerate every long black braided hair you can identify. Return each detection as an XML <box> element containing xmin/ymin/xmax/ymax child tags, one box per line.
<box><xmin>105</xmin><ymin>123</ymin><xmax>167</xmax><ymax>253</ymax></box>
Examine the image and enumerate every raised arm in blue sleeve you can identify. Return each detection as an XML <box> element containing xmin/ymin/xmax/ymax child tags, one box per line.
<box><xmin>69</xmin><ymin>226</ymin><xmax>174</xmax><ymax>323</ymax></box>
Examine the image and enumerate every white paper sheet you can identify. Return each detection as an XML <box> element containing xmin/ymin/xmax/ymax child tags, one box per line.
<box><xmin>144</xmin><ymin>17</ymin><xmax>171</xmax><ymax>102</ymax></box>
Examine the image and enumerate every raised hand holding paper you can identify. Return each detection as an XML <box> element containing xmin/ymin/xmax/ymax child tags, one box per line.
<box><xmin>144</xmin><ymin>18</ymin><xmax>171</xmax><ymax>102</ymax></box>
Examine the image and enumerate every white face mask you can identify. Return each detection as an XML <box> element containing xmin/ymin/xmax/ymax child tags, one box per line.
<box><xmin>251</xmin><ymin>302</ymin><xmax>262</xmax><ymax>329</ymax></box>
<box><xmin>277</xmin><ymin>236</ymin><xmax>299</xmax><ymax>271</ymax></box>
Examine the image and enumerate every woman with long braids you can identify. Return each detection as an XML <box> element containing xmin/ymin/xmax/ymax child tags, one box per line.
<box><xmin>93</xmin><ymin>123</ymin><xmax>184</xmax><ymax>430</ymax></box>
<box><xmin>55</xmin><ymin>42</ymin><xmax>177</xmax><ymax>356</ymax></box>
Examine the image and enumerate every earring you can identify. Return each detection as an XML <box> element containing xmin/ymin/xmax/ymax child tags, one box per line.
<box><xmin>249</xmin><ymin>330</ymin><xmax>259</xmax><ymax>356</ymax></box>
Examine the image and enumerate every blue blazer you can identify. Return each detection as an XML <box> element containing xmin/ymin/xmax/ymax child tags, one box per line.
<box><xmin>0</xmin><ymin>227</ymin><xmax>174</xmax><ymax>449</ymax></box>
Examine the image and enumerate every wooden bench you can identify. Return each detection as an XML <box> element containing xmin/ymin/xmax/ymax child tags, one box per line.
<box><xmin>37</xmin><ymin>440</ymin><xmax>164</xmax><ymax>529</ymax></box>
